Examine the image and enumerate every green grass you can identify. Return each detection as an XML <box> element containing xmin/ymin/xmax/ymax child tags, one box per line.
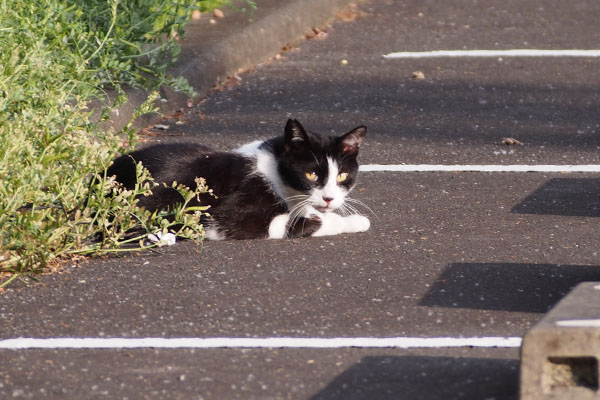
<box><xmin>0</xmin><ymin>0</ymin><xmax>252</xmax><ymax>287</ymax></box>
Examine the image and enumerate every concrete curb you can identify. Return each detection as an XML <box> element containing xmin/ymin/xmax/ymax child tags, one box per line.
<box><xmin>520</xmin><ymin>282</ymin><xmax>600</xmax><ymax>399</ymax></box>
<box><xmin>97</xmin><ymin>0</ymin><xmax>357</xmax><ymax>133</ymax></box>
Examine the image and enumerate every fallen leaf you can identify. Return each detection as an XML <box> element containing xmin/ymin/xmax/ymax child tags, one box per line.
<box><xmin>337</xmin><ymin>4</ymin><xmax>367</xmax><ymax>22</ymax></box>
<box><xmin>412</xmin><ymin>71</ymin><xmax>426</xmax><ymax>80</ymax></box>
<box><xmin>305</xmin><ymin>27</ymin><xmax>328</xmax><ymax>40</ymax></box>
<box><xmin>502</xmin><ymin>137</ymin><xmax>522</xmax><ymax>145</ymax></box>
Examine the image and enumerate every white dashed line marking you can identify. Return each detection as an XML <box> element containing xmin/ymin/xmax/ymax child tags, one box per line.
<box><xmin>360</xmin><ymin>164</ymin><xmax>600</xmax><ymax>173</ymax></box>
<box><xmin>555</xmin><ymin>319</ymin><xmax>600</xmax><ymax>328</ymax></box>
<box><xmin>383</xmin><ymin>49</ymin><xmax>600</xmax><ymax>59</ymax></box>
<box><xmin>0</xmin><ymin>336</ymin><xmax>523</xmax><ymax>350</ymax></box>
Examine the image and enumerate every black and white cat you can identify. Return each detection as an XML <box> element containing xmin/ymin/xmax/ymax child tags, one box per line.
<box><xmin>107</xmin><ymin>119</ymin><xmax>370</xmax><ymax>240</ymax></box>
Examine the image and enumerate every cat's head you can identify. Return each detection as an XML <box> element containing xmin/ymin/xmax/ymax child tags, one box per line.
<box><xmin>278</xmin><ymin>119</ymin><xmax>366</xmax><ymax>214</ymax></box>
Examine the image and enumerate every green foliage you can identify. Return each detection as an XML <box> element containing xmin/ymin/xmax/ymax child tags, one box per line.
<box><xmin>72</xmin><ymin>0</ymin><xmax>198</xmax><ymax>95</ymax></box>
<box><xmin>197</xmin><ymin>0</ymin><xmax>256</xmax><ymax>12</ymax></box>
<box><xmin>77</xmin><ymin>164</ymin><xmax>209</xmax><ymax>256</ymax></box>
<box><xmin>0</xmin><ymin>0</ymin><xmax>240</xmax><ymax>286</ymax></box>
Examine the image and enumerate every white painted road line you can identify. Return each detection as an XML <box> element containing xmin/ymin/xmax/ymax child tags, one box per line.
<box><xmin>556</xmin><ymin>319</ymin><xmax>600</xmax><ymax>328</ymax></box>
<box><xmin>0</xmin><ymin>337</ymin><xmax>522</xmax><ymax>350</ymax></box>
<box><xmin>360</xmin><ymin>164</ymin><xmax>600</xmax><ymax>173</ymax></box>
<box><xmin>383</xmin><ymin>49</ymin><xmax>600</xmax><ymax>59</ymax></box>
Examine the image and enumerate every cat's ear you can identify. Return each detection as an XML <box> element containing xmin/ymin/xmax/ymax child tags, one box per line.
<box><xmin>339</xmin><ymin>126</ymin><xmax>367</xmax><ymax>155</ymax></box>
<box><xmin>284</xmin><ymin>119</ymin><xmax>310</xmax><ymax>151</ymax></box>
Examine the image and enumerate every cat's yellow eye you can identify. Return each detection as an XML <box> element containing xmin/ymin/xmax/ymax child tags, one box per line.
<box><xmin>305</xmin><ymin>172</ymin><xmax>318</xmax><ymax>181</ymax></box>
<box><xmin>337</xmin><ymin>172</ymin><xmax>348</xmax><ymax>182</ymax></box>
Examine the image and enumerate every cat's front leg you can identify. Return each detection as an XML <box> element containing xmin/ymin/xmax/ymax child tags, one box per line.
<box><xmin>287</xmin><ymin>215</ymin><xmax>323</xmax><ymax>238</ymax></box>
<box><xmin>312</xmin><ymin>213</ymin><xmax>370</xmax><ymax>237</ymax></box>
<box><xmin>268</xmin><ymin>214</ymin><xmax>323</xmax><ymax>239</ymax></box>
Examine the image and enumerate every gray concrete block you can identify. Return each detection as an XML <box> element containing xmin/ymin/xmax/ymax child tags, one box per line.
<box><xmin>521</xmin><ymin>282</ymin><xmax>600</xmax><ymax>399</ymax></box>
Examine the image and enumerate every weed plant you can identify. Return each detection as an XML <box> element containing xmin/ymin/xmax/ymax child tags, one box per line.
<box><xmin>0</xmin><ymin>0</ymin><xmax>249</xmax><ymax>286</ymax></box>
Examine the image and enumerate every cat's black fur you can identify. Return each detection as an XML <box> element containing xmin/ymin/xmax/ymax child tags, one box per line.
<box><xmin>106</xmin><ymin>119</ymin><xmax>367</xmax><ymax>239</ymax></box>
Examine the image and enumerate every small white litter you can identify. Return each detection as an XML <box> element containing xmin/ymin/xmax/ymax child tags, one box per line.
<box><xmin>148</xmin><ymin>232</ymin><xmax>177</xmax><ymax>247</ymax></box>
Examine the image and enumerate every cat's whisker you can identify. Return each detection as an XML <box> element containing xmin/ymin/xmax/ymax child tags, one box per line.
<box><xmin>347</xmin><ymin>201</ymin><xmax>373</xmax><ymax>216</ymax></box>
<box><xmin>287</xmin><ymin>200</ymin><xmax>311</xmax><ymax>227</ymax></box>
<box><xmin>345</xmin><ymin>203</ymin><xmax>359</xmax><ymax>215</ymax></box>
<box><xmin>284</xmin><ymin>194</ymin><xmax>310</xmax><ymax>201</ymax></box>
<box><xmin>287</xmin><ymin>205</ymin><xmax>302</xmax><ymax>222</ymax></box>
<box><xmin>282</xmin><ymin>194</ymin><xmax>310</xmax><ymax>207</ymax></box>
<box><xmin>309</xmin><ymin>150</ymin><xmax>321</xmax><ymax>167</ymax></box>
<box><xmin>336</xmin><ymin>199</ymin><xmax>358</xmax><ymax>215</ymax></box>
<box><xmin>345</xmin><ymin>197</ymin><xmax>376</xmax><ymax>216</ymax></box>
<box><xmin>339</xmin><ymin>202</ymin><xmax>359</xmax><ymax>217</ymax></box>
<box><xmin>300</xmin><ymin>215</ymin><xmax>310</xmax><ymax>235</ymax></box>
<box><xmin>340</xmin><ymin>152</ymin><xmax>354</xmax><ymax>164</ymax></box>
<box><xmin>289</xmin><ymin>198</ymin><xmax>310</xmax><ymax>211</ymax></box>
<box><xmin>288</xmin><ymin>208</ymin><xmax>305</xmax><ymax>225</ymax></box>
<box><xmin>337</xmin><ymin>204</ymin><xmax>352</xmax><ymax>217</ymax></box>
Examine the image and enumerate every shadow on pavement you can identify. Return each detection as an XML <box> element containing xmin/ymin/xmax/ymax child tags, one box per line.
<box><xmin>193</xmin><ymin>76</ymin><xmax>600</xmax><ymax>150</ymax></box>
<box><xmin>419</xmin><ymin>263</ymin><xmax>600</xmax><ymax>313</ymax></box>
<box><xmin>310</xmin><ymin>355</ymin><xmax>518</xmax><ymax>400</ymax></box>
<box><xmin>512</xmin><ymin>177</ymin><xmax>600</xmax><ymax>217</ymax></box>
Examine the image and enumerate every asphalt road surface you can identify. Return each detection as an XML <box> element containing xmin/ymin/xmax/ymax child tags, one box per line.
<box><xmin>3</xmin><ymin>0</ymin><xmax>600</xmax><ymax>399</ymax></box>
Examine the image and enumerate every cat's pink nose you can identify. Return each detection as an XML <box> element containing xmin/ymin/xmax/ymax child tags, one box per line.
<box><xmin>322</xmin><ymin>196</ymin><xmax>334</xmax><ymax>204</ymax></box>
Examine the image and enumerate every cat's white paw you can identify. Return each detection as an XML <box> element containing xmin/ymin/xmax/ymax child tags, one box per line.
<box><xmin>312</xmin><ymin>213</ymin><xmax>370</xmax><ymax>237</ymax></box>
<box><xmin>345</xmin><ymin>214</ymin><xmax>370</xmax><ymax>233</ymax></box>
<box><xmin>268</xmin><ymin>214</ymin><xmax>290</xmax><ymax>239</ymax></box>
<box><xmin>312</xmin><ymin>213</ymin><xmax>344</xmax><ymax>237</ymax></box>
